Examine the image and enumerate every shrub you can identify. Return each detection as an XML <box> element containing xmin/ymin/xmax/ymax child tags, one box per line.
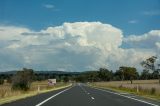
<box><xmin>0</xmin><ymin>79</ymin><xmax>4</xmax><ymax>85</ymax></box>
<box><xmin>7</xmin><ymin>77</ymin><xmax>12</xmax><ymax>83</ymax></box>
<box><xmin>150</xmin><ymin>87</ymin><xmax>156</xmax><ymax>95</ymax></box>
<box><xmin>119</xmin><ymin>84</ymin><xmax>123</xmax><ymax>88</ymax></box>
<box><xmin>12</xmin><ymin>68</ymin><xmax>34</xmax><ymax>91</ymax></box>
<box><xmin>63</xmin><ymin>76</ymin><xmax>69</xmax><ymax>82</ymax></box>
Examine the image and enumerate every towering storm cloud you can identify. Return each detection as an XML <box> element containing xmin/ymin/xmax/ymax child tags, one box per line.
<box><xmin>0</xmin><ymin>22</ymin><xmax>159</xmax><ymax>71</ymax></box>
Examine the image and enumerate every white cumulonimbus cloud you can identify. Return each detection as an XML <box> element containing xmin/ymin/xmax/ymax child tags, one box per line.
<box><xmin>123</xmin><ymin>30</ymin><xmax>160</xmax><ymax>49</ymax></box>
<box><xmin>0</xmin><ymin>22</ymin><xmax>159</xmax><ymax>72</ymax></box>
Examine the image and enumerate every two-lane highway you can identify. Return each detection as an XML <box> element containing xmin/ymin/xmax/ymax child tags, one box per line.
<box><xmin>1</xmin><ymin>84</ymin><xmax>160</xmax><ymax>106</ymax></box>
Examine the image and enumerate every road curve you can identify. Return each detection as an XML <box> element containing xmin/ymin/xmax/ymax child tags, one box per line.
<box><xmin>1</xmin><ymin>84</ymin><xmax>160</xmax><ymax>106</ymax></box>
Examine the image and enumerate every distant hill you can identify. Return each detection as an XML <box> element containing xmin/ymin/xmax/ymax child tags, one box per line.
<box><xmin>0</xmin><ymin>71</ymin><xmax>17</xmax><ymax>75</ymax></box>
<box><xmin>35</xmin><ymin>71</ymin><xmax>80</xmax><ymax>75</ymax></box>
<box><xmin>0</xmin><ymin>70</ymin><xmax>81</xmax><ymax>75</ymax></box>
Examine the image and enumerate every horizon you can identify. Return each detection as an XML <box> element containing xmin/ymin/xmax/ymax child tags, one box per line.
<box><xmin>0</xmin><ymin>0</ymin><xmax>160</xmax><ymax>72</ymax></box>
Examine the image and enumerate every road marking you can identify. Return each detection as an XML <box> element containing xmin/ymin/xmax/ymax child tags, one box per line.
<box><xmin>79</xmin><ymin>84</ymin><xmax>88</xmax><ymax>93</ymax></box>
<box><xmin>92</xmin><ymin>87</ymin><xmax>158</xmax><ymax>106</ymax></box>
<box><xmin>35</xmin><ymin>87</ymin><xmax>72</xmax><ymax>106</ymax></box>
<box><xmin>79</xmin><ymin>84</ymin><xmax>95</xmax><ymax>101</ymax></box>
<box><xmin>129</xmin><ymin>95</ymin><xmax>137</xmax><ymax>97</ymax></box>
<box><xmin>120</xmin><ymin>92</ymin><xmax>129</xmax><ymax>94</ymax></box>
<box><xmin>91</xmin><ymin>97</ymin><xmax>95</xmax><ymax>100</ymax></box>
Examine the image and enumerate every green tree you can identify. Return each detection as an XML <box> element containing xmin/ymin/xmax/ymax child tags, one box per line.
<box><xmin>140</xmin><ymin>69</ymin><xmax>150</xmax><ymax>80</ymax></box>
<box><xmin>152</xmin><ymin>70</ymin><xmax>159</xmax><ymax>79</ymax></box>
<box><xmin>63</xmin><ymin>76</ymin><xmax>69</xmax><ymax>82</ymax></box>
<box><xmin>86</xmin><ymin>71</ymin><xmax>99</xmax><ymax>82</ymax></box>
<box><xmin>12</xmin><ymin>68</ymin><xmax>34</xmax><ymax>91</ymax></box>
<box><xmin>75</xmin><ymin>74</ymin><xmax>87</xmax><ymax>82</ymax></box>
<box><xmin>98</xmin><ymin>68</ymin><xmax>112</xmax><ymax>81</ymax></box>
<box><xmin>140</xmin><ymin>56</ymin><xmax>157</xmax><ymax>71</ymax></box>
<box><xmin>119</xmin><ymin>66</ymin><xmax>138</xmax><ymax>84</ymax></box>
<box><xmin>157</xmin><ymin>64</ymin><xmax>160</xmax><ymax>84</ymax></box>
<box><xmin>0</xmin><ymin>79</ymin><xmax>4</xmax><ymax>85</ymax></box>
<box><xmin>141</xmin><ymin>56</ymin><xmax>160</xmax><ymax>84</ymax></box>
<box><xmin>114</xmin><ymin>69</ymin><xmax>124</xmax><ymax>81</ymax></box>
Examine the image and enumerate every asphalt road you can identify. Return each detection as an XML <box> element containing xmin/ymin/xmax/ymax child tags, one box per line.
<box><xmin>1</xmin><ymin>84</ymin><xmax>160</xmax><ymax>106</ymax></box>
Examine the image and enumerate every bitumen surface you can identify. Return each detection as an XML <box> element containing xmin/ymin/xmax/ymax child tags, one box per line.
<box><xmin>1</xmin><ymin>83</ymin><xmax>160</xmax><ymax>106</ymax></box>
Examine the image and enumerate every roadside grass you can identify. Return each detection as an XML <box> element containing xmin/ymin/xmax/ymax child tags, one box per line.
<box><xmin>0</xmin><ymin>81</ymin><xmax>72</xmax><ymax>105</ymax></box>
<box><xmin>89</xmin><ymin>80</ymin><xmax>160</xmax><ymax>101</ymax></box>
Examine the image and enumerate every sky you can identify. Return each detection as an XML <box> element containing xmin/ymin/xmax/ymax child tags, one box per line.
<box><xmin>0</xmin><ymin>0</ymin><xmax>160</xmax><ymax>72</ymax></box>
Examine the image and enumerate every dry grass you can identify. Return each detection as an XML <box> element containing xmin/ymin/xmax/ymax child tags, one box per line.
<box><xmin>90</xmin><ymin>80</ymin><xmax>160</xmax><ymax>100</ymax></box>
<box><xmin>0</xmin><ymin>81</ymin><xmax>71</xmax><ymax>101</ymax></box>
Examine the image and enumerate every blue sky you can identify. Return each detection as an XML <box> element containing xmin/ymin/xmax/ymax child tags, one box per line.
<box><xmin>0</xmin><ymin>0</ymin><xmax>160</xmax><ymax>35</ymax></box>
<box><xmin>0</xmin><ymin>0</ymin><xmax>160</xmax><ymax>72</ymax></box>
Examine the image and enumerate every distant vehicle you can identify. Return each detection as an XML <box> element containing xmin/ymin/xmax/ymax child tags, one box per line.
<box><xmin>48</xmin><ymin>79</ymin><xmax>56</xmax><ymax>85</ymax></box>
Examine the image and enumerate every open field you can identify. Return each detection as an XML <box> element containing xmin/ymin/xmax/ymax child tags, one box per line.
<box><xmin>89</xmin><ymin>80</ymin><xmax>160</xmax><ymax>100</ymax></box>
<box><xmin>0</xmin><ymin>81</ymin><xmax>71</xmax><ymax>105</ymax></box>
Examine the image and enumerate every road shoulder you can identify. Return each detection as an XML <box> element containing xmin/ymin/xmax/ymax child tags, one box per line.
<box><xmin>0</xmin><ymin>83</ymin><xmax>72</xmax><ymax>105</ymax></box>
<box><xmin>88</xmin><ymin>84</ymin><xmax>160</xmax><ymax>106</ymax></box>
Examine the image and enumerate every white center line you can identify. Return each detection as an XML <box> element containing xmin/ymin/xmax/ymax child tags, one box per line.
<box><xmin>79</xmin><ymin>84</ymin><xmax>88</xmax><ymax>93</ymax></box>
<box><xmin>91</xmin><ymin>97</ymin><xmax>95</xmax><ymax>100</ymax></box>
<box><xmin>79</xmin><ymin>84</ymin><xmax>95</xmax><ymax>101</ymax></box>
<box><xmin>35</xmin><ymin>87</ymin><xmax>72</xmax><ymax>106</ymax></box>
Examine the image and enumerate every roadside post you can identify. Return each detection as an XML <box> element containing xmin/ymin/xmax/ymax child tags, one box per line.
<box><xmin>136</xmin><ymin>84</ymin><xmax>139</xmax><ymax>93</ymax></box>
<box><xmin>38</xmin><ymin>85</ymin><xmax>40</xmax><ymax>93</ymax></box>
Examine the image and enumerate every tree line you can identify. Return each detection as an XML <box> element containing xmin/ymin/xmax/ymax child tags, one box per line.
<box><xmin>0</xmin><ymin>56</ymin><xmax>159</xmax><ymax>90</ymax></box>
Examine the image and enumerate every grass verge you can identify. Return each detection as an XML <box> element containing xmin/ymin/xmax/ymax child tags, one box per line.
<box><xmin>0</xmin><ymin>83</ymin><xmax>72</xmax><ymax>105</ymax></box>
<box><xmin>88</xmin><ymin>83</ymin><xmax>160</xmax><ymax>101</ymax></box>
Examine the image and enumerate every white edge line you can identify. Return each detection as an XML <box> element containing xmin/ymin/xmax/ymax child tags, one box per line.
<box><xmin>92</xmin><ymin>87</ymin><xmax>158</xmax><ymax>106</ymax></box>
<box><xmin>35</xmin><ymin>87</ymin><xmax>72</xmax><ymax>106</ymax></box>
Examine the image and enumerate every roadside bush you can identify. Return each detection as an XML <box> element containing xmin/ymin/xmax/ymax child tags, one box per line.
<box><xmin>118</xmin><ymin>84</ymin><xmax>123</xmax><ymax>88</ymax></box>
<box><xmin>63</xmin><ymin>76</ymin><xmax>69</xmax><ymax>82</ymax></box>
<box><xmin>12</xmin><ymin>68</ymin><xmax>34</xmax><ymax>91</ymax></box>
<box><xmin>6</xmin><ymin>77</ymin><xmax>12</xmax><ymax>83</ymax></box>
<box><xmin>0</xmin><ymin>79</ymin><xmax>4</xmax><ymax>85</ymax></box>
<box><xmin>150</xmin><ymin>87</ymin><xmax>156</xmax><ymax>95</ymax></box>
